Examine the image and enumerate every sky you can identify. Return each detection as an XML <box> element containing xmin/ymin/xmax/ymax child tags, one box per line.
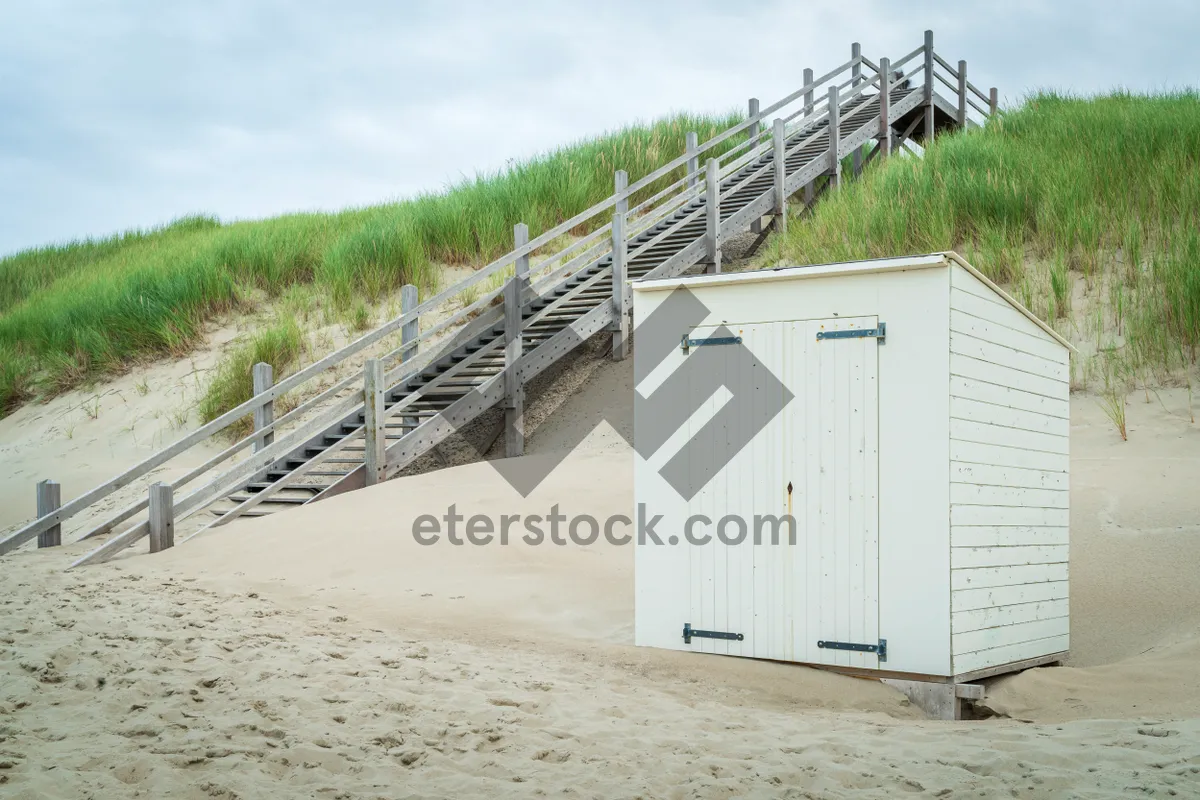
<box><xmin>0</xmin><ymin>0</ymin><xmax>1195</xmax><ymax>256</ymax></box>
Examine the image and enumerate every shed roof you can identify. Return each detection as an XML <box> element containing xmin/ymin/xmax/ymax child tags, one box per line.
<box><xmin>631</xmin><ymin>251</ymin><xmax>1072</xmax><ymax>350</ymax></box>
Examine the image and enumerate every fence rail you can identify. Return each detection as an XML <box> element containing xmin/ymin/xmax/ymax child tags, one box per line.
<box><xmin>1</xmin><ymin>30</ymin><xmax>997</xmax><ymax>564</ymax></box>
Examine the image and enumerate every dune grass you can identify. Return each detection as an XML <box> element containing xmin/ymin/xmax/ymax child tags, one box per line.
<box><xmin>767</xmin><ymin>90</ymin><xmax>1200</xmax><ymax>385</ymax></box>
<box><xmin>0</xmin><ymin>111</ymin><xmax>745</xmax><ymax>415</ymax></box>
<box><xmin>197</xmin><ymin>320</ymin><xmax>307</xmax><ymax>437</ymax></box>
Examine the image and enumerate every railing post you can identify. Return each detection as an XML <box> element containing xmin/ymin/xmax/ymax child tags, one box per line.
<box><xmin>611</xmin><ymin>170</ymin><xmax>629</xmax><ymax>361</ymax></box>
<box><xmin>400</xmin><ymin>284</ymin><xmax>419</xmax><ymax>363</ymax></box>
<box><xmin>36</xmin><ymin>480</ymin><xmax>61</xmax><ymax>548</ymax></box>
<box><xmin>252</xmin><ymin>362</ymin><xmax>273</xmax><ymax>453</ymax></box>
<box><xmin>400</xmin><ymin>283</ymin><xmax>419</xmax><ymax>435</ymax></box>
<box><xmin>827</xmin><ymin>86</ymin><xmax>841</xmax><ymax>189</ymax></box>
<box><xmin>748</xmin><ymin>97</ymin><xmax>762</xmax><ymax>234</ymax></box>
<box><xmin>772</xmin><ymin>118</ymin><xmax>787</xmax><ymax>234</ymax></box>
<box><xmin>923</xmin><ymin>30</ymin><xmax>935</xmax><ymax>143</ymax></box>
<box><xmin>803</xmin><ymin>68</ymin><xmax>815</xmax><ymax>206</ymax></box>
<box><xmin>989</xmin><ymin>87</ymin><xmax>998</xmax><ymax>116</ymax></box>
<box><xmin>148</xmin><ymin>482</ymin><xmax>174</xmax><ymax>553</ymax></box>
<box><xmin>851</xmin><ymin>43</ymin><xmax>863</xmax><ymax>178</ymax></box>
<box><xmin>704</xmin><ymin>158</ymin><xmax>721</xmax><ymax>274</ymax></box>
<box><xmin>685</xmin><ymin>131</ymin><xmax>699</xmax><ymax>190</ymax></box>
<box><xmin>363</xmin><ymin>358</ymin><xmax>385</xmax><ymax>486</ymax></box>
<box><xmin>957</xmin><ymin>60</ymin><xmax>968</xmax><ymax>128</ymax></box>
<box><xmin>504</xmin><ymin>276</ymin><xmax>524</xmax><ymax>456</ymax></box>
<box><xmin>513</xmin><ymin>222</ymin><xmax>530</xmax><ymax>300</ymax></box>
<box><xmin>878</xmin><ymin>56</ymin><xmax>892</xmax><ymax>159</ymax></box>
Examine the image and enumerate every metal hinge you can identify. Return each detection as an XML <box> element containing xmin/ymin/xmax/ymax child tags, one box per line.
<box><xmin>817</xmin><ymin>638</ymin><xmax>887</xmax><ymax>662</ymax></box>
<box><xmin>816</xmin><ymin>322</ymin><xmax>886</xmax><ymax>344</ymax></box>
<box><xmin>683</xmin><ymin>623</ymin><xmax>745</xmax><ymax>644</ymax></box>
<box><xmin>681</xmin><ymin>334</ymin><xmax>742</xmax><ymax>354</ymax></box>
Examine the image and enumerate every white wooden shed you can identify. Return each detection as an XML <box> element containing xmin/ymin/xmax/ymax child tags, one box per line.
<box><xmin>631</xmin><ymin>252</ymin><xmax>1072</xmax><ymax>703</ymax></box>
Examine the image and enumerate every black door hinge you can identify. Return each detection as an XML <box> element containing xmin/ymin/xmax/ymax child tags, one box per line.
<box><xmin>817</xmin><ymin>638</ymin><xmax>887</xmax><ymax>662</ymax></box>
<box><xmin>681</xmin><ymin>334</ymin><xmax>742</xmax><ymax>354</ymax></box>
<box><xmin>683</xmin><ymin>623</ymin><xmax>744</xmax><ymax>645</ymax></box>
<box><xmin>816</xmin><ymin>322</ymin><xmax>886</xmax><ymax>344</ymax></box>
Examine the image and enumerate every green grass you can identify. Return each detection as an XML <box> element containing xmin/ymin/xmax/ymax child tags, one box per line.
<box><xmin>0</xmin><ymin>111</ymin><xmax>745</xmax><ymax>415</ymax></box>
<box><xmin>197</xmin><ymin>320</ymin><xmax>306</xmax><ymax>438</ymax></box>
<box><xmin>767</xmin><ymin>90</ymin><xmax>1200</xmax><ymax>382</ymax></box>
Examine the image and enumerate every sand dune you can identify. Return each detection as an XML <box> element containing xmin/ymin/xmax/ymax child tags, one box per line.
<box><xmin>1</xmin><ymin>356</ymin><xmax>1198</xmax><ymax>796</ymax></box>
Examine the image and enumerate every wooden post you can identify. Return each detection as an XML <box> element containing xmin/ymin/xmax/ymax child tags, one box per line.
<box><xmin>772</xmin><ymin>118</ymin><xmax>787</xmax><ymax>234</ymax></box>
<box><xmin>803</xmin><ymin>68</ymin><xmax>815</xmax><ymax>206</ymax></box>
<box><xmin>400</xmin><ymin>283</ymin><xmax>419</xmax><ymax>434</ymax></box>
<box><xmin>513</xmin><ymin>222</ymin><xmax>530</xmax><ymax>302</ymax></box>
<box><xmin>989</xmin><ymin>87</ymin><xmax>999</xmax><ymax>116</ymax></box>
<box><xmin>827</xmin><ymin>86</ymin><xmax>841</xmax><ymax>189</ymax></box>
<box><xmin>400</xmin><ymin>284</ymin><xmax>418</xmax><ymax>363</ymax></box>
<box><xmin>252</xmin><ymin>362</ymin><xmax>273</xmax><ymax>453</ymax></box>
<box><xmin>923</xmin><ymin>30</ymin><xmax>935</xmax><ymax>143</ymax></box>
<box><xmin>36</xmin><ymin>480</ymin><xmax>61</xmax><ymax>548</ymax></box>
<box><xmin>148</xmin><ymin>482</ymin><xmax>174</xmax><ymax>553</ymax></box>
<box><xmin>363</xmin><ymin>358</ymin><xmax>386</xmax><ymax>486</ymax></box>
<box><xmin>878</xmin><ymin>57</ymin><xmax>892</xmax><ymax>159</ymax></box>
<box><xmin>685</xmin><ymin>131</ymin><xmax>699</xmax><ymax>190</ymax></box>
<box><xmin>851</xmin><ymin>43</ymin><xmax>862</xmax><ymax>178</ymax></box>
<box><xmin>504</xmin><ymin>277</ymin><xmax>524</xmax><ymax>456</ymax></box>
<box><xmin>612</xmin><ymin>170</ymin><xmax>629</xmax><ymax>361</ymax></box>
<box><xmin>957</xmin><ymin>60</ymin><xmax>968</xmax><ymax>128</ymax></box>
<box><xmin>748</xmin><ymin>97</ymin><xmax>762</xmax><ymax>234</ymax></box>
<box><xmin>704</xmin><ymin>158</ymin><xmax>721</xmax><ymax>274</ymax></box>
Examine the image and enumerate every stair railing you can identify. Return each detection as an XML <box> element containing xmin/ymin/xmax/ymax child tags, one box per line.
<box><xmin>4</xmin><ymin>32</ymin><xmax>997</xmax><ymax>563</ymax></box>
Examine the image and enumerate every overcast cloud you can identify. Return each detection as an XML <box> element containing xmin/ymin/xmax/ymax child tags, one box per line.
<box><xmin>0</xmin><ymin>0</ymin><xmax>1195</xmax><ymax>256</ymax></box>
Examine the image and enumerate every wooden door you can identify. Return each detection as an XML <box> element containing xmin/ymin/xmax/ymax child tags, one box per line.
<box><xmin>798</xmin><ymin>316</ymin><xmax>881</xmax><ymax>669</ymax></box>
<box><xmin>682</xmin><ymin>317</ymin><xmax>881</xmax><ymax>669</ymax></box>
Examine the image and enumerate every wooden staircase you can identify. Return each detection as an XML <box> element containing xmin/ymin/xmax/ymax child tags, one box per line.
<box><xmin>203</xmin><ymin>76</ymin><xmax>962</xmax><ymax>524</ymax></box>
<box><xmin>0</xmin><ymin>31</ymin><xmax>996</xmax><ymax>565</ymax></box>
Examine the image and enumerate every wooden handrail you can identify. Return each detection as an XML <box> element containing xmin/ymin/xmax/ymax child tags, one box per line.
<box><xmin>932</xmin><ymin>51</ymin><xmax>959</xmax><ymax>80</ymax></box>
<box><xmin>8</xmin><ymin>33</ymin><xmax>989</xmax><ymax>559</ymax></box>
<box><xmin>891</xmin><ymin>43</ymin><xmax>926</xmax><ymax>73</ymax></box>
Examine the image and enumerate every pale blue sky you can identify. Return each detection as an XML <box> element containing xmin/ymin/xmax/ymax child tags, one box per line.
<box><xmin>1</xmin><ymin>0</ymin><xmax>1194</xmax><ymax>256</ymax></box>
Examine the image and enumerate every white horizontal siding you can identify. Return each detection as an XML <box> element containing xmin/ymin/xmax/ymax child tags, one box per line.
<box><xmin>950</xmin><ymin>484</ymin><xmax>1068</xmax><ymax>509</ymax></box>
<box><xmin>951</xmin><ymin>440</ymin><xmax>1069</xmax><ymax>472</ymax></box>
<box><xmin>952</xmin><ymin>598</ymin><xmax>1069</xmax><ymax>635</ymax></box>
<box><xmin>951</xmin><ymin>332</ymin><xmax>1069</xmax><ymax>383</ymax></box>
<box><xmin>951</xmin><ymin>418</ymin><xmax>1069</xmax><ymax>456</ymax></box>
<box><xmin>950</xmin><ymin>286</ymin><xmax>1064</xmax><ymax>350</ymax></box>
<box><xmin>950</xmin><ymin>308</ymin><xmax>1066</xmax><ymax>363</ymax></box>
<box><xmin>950</xmin><ymin>545</ymin><xmax>1068</xmax><ymax>569</ymax></box>
<box><xmin>949</xmin><ymin>265</ymin><xmax>1070</xmax><ymax>676</ymax></box>
<box><xmin>951</xmin><ymin>563</ymin><xmax>1069</xmax><ymax>591</ymax></box>
<box><xmin>950</xmin><ymin>376</ymin><xmax>1069</xmax><ymax>419</ymax></box>
<box><xmin>951</xmin><ymin>396</ymin><xmax>1070</xmax><ymax>437</ymax></box>
<box><xmin>952</xmin><ymin>525</ymin><xmax>1069</xmax><ymax>547</ymax></box>
<box><xmin>952</xmin><ymin>580</ymin><xmax>1068</xmax><ymax>612</ymax></box>
<box><xmin>952</xmin><ymin>505</ymin><xmax>1069</xmax><ymax>527</ymax></box>
<box><xmin>953</xmin><ymin>616</ymin><xmax>1069</xmax><ymax>656</ymax></box>
<box><xmin>954</xmin><ymin>635</ymin><xmax>1071</xmax><ymax>676</ymax></box>
<box><xmin>951</xmin><ymin>463</ymin><xmax>1068</xmax><ymax>491</ymax></box>
<box><xmin>952</xmin><ymin>353</ymin><xmax>1066</xmax><ymax>400</ymax></box>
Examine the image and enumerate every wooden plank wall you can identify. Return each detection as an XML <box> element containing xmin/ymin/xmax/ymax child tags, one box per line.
<box><xmin>948</xmin><ymin>265</ymin><xmax>1070</xmax><ymax>675</ymax></box>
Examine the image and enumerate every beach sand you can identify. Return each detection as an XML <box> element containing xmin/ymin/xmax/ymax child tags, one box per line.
<box><xmin>1</xmin><ymin>357</ymin><xmax>1198</xmax><ymax>797</ymax></box>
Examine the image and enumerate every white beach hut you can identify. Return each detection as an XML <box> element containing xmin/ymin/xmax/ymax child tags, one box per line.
<box><xmin>631</xmin><ymin>252</ymin><xmax>1072</xmax><ymax>715</ymax></box>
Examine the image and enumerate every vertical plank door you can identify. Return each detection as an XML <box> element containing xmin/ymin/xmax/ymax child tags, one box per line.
<box><xmin>677</xmin><ymin>317</ymin><xmax>880</xmax><ymax>669</ymax></box>
<box><xmin>800</xmin><ymin>316</ymin><xmax>881</xmax><ymax>669</ymax></box>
